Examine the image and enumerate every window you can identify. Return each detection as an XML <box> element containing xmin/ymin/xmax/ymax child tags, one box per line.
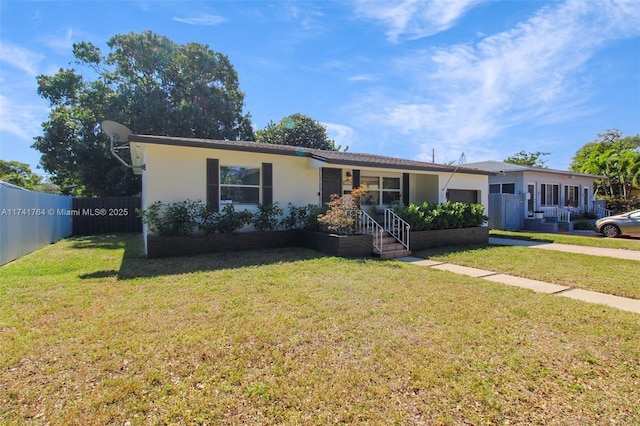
<box><xmin>502</xmin><ymin>183</ymin><xmax>515</xmax><ymax>194</ymax></box>
<box><xmin>220</xmin><ymin>166</ymin><xmax>260</xmax><ymax>204</ymax></box>
<box><xmin>447</xmin><ymin>189</ymin><xmax>478</xmax><ymax>204</ymax></box>
<box><xmin>564</xmin><ymin>185</ymin><xmax>579</xmax><ymax>208</ymax></box>
<box><xmin>490</xmin><ymin>183</ymin><xmax>515</xmax><ymax>194</ymax></box>
<box><xmin>382</xmin><ymin>177</ymin><xmax>401</xmax><ymax>204</ymax></box>
<box><xmin>361</xmin><ymin>176</ymin><xmax>401</xmax><ymax>205</ymax></box>
<box><xmin>541</xmin><ymin>183</ymin><xmax>559</xmax><ymax>206</ymax></box>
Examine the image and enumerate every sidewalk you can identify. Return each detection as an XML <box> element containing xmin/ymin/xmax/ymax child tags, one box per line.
<box><xmin>489</xmin><ymin>237</ymin><xmax>640</xmax><ymax>261</ymax></box>
<box><xmin>398</xmin><ymin>240</ymin><xmax>640</xmax><ymax>314</ymax></box>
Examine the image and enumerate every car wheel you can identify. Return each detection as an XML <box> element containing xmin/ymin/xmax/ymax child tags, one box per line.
<box><xmin>601</xmin><ymin>224</ymin><xmax>621</xmax><ymax>238</ymax></box>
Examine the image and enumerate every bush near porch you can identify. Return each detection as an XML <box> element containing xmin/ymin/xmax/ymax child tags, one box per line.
<box><xmin>392</xmin><ymin>201</ymin><xmax>488</xmax><ymax>231</ymax></box>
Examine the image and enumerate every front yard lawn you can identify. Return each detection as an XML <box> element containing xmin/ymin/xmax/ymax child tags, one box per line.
<box><xmin>1</xmin><ymin>234</ymin><xmax>639</xmax><ymax>424</ymax></box>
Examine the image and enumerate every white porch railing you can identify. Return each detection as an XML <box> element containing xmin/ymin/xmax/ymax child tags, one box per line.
<box><xmin>595</xmin><ymin>206</ymin><xmax>611</xmax><ymax>218</ymax></box>
<box><xmin>557</xmin><ymin>208</ymin><xmax>571</xmax><ymax>222</ymax></box>
<box><xmin>384</xmin><ymin>208</ymin><xmax>410</xmax><ymax>251</ymax></box>
<box><xmin>347</xmin><ymin>208</ymin><xmax>410</xmax><ymax>253</ymax></box>
<box><xmin>347</xmin><ymin>209</ymin><xmax>385</xmax><ymax>253</ymax></box>
<box><xmin>539</xmin><ymin>207</ymin><xmax>571</xmax><ymax>222</ymax></box>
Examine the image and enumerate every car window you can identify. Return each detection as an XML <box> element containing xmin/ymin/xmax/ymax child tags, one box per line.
<box><xmin>630</xmin><ymin>211</ymin><xmax>640</xmax><ymax>219</ymax></box>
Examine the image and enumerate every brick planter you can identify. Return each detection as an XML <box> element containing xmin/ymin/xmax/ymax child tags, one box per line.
<box><xmin>147</xmin><ymin>230</ymin><xmax>301</xmax><ymax>258</ymax></box>
<box><xmin>409</xmin><ymin>227</ymin><xmax>489</xmax><ymax>251</ymax></box>
<box><xmin>298</xmin><ymin>230</ymin><xmax>373</xmax><ymax>257</ymax></box>
<box><xmin>146</xmin><ymin>230</ymin><xmax>373</xmax><ymax>258</ymax></box>
<box><xmin>146</xmin><ymin>227</ymin><xmax>486</xmax><ymax>258</ymax></box>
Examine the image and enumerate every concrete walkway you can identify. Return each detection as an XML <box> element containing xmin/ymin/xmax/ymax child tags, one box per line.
<box><xmin>489</xmin><ymin>237</ymin><xmax>640</xmax><ymax>261</ymax></box>
<box><xmin>398</xmin><ymin>239</ymin><xmax>640</xmax><ymax>314</ymax></box>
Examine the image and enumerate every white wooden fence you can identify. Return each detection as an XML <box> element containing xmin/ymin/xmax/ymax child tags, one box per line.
<box><xmin>0</xmin><ymin>182</ymin><xmax>72</xmax><ymax>266</ymax></box>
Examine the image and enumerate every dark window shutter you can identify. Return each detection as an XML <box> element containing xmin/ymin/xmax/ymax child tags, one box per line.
<box><xmin>403</xmin><ymin>173</ymin><xmax>410</xmax><ymax>206</ymax></box>
<box><xmin>207</xmin><ymin>158</ymin><xmax>219</xmax><ymax>211</ymax></box>
<box><xmin>262</xmin><ymin>162</ymin><xmax>273</xmax><ymax>206</ymax></box>
<box><xmin>352</xmin><ymin>169</ymin><xmax>360</xmax><ymax>189</ymax></box>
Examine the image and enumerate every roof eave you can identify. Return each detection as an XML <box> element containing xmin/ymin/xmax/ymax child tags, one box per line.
<box><xmin>129</xmin><ymin>134</ymin><xmax>493</xmax><ymax>176</ymax></box>
<box><xmin>128</xmin><ymin>134</ymin><xmax>313</xmax><ymax>158</ymax></box>
<box><xmin>312</xmin><ymin>154</ymin><xmax>493</xmax><ymax>175</ymax></box>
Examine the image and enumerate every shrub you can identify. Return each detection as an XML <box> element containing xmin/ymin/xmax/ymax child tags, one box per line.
<box><xmin>136</xmin><ymin>201</ymin><xmax>163</xmax><ymax>234</ymax></box>
<box><xmin>253</xmin><ymin>202</ymin><xmax>284</xmax><ymax>231</ymax></box>
<box><xmin>603</xmin><ymin>196</ymin><xmax>640</xmax><ymax>215</ymax></box>
<box><xmin>280</xmin><ymin>203</ymin><xmax>322</xmax><ymax>230</ymax></box>
<box><xmin>392</xmin><ymin>203</ymin><xmax>428</xmax><ymax>231</ymax></box>
<box><xmin>137</xmin><ymin>199</ymin><xmax>202</xmax><ymax>236</ymax></box>
<box><xmin>212</xmin><ymin>204</ymin><xmax>254</xmax><ymax>234</ymax></box>
<box><xmin>573</xmin><ymin>220</ymin><xmax>595</xmax><ymax>231</ymax></box>
<box><xmin>198</xmin><ymin>205</ymin><xmax>219</xmax><ymax>235</ymax></box>
<box><xmin>318</xmin><ymin>187</ymin><xmax>365</xmax><ymax>235</ymax></box>
<box><xmin>393</xmin><ymin>201</ymin><xmax>487</xmax><ymax>231</ymax></box>
<box><xmin>574</xmin><ymin>210</ymin><xmax>597</xmax><ymax>220</ymax></box>
<box><xmin>302</xmin><ymin>204</ymin><xmax>327</xmax><ymax>232</ymax></box>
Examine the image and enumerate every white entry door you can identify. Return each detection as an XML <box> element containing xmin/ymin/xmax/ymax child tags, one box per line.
<box><xmin>527</xmin><ymin>183</ymin><xmax>536</xmax><ymax>217</ymax></box>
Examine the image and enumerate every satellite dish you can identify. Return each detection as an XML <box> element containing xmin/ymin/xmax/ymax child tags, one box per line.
<box><xmin>101</xmin><ymin>120</ymin><xmax>133</xmax><ymax>168</ymax></box>
<box><xmin>101</xmin><ymin>120</ymin><xmax>132</xmax><ymax>142</ymax></box>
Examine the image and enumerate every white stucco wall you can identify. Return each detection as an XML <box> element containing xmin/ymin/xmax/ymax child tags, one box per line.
<box><xmin>411</xmin><ymin>174</ymin><xmax>439</xmax><ymax>204</ymax></box>
<box><xmin>141</xmin><ymin>144</ymin><xmax>490</xmax><ymax>215</ymax></box>
<box><xmin>142</xmin><ymin>143</ymin><xmax>320</xmax><ymax>210</ymax></box>
<box><xmin>437</xmin><ymin>172</ymin><xmax>489</xmax><ymax>208</ymax></box>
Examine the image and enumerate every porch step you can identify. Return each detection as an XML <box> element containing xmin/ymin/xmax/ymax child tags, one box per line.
<box><xmin>374</xmin><ymin>248</ymin><xmax>412</xmax><ymax>259</ymax></box>
<box><xmin>373</xmin><ymin>230</ymin><xmax>411</xmax><ymax>259</ymax></box>
<box><xmin>377</xmin><ymin>242</ymin><xmax>406</xmax><ymax>251</ymax></box>
<box><xmin>558</xmin><ymin>221</ymin><xmax>573</xmax><ymax>232</ymax></box>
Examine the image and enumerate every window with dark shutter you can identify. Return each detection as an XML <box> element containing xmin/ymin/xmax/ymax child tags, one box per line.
<box><xmin>206</xmin><ymin>158</ymin><xmax>220</xmax><ymax>211</ymax></box>
<box><xmin>262</xmin><ymin>163</ymin><xmax>273</xmax><ymax>206</ymax></box>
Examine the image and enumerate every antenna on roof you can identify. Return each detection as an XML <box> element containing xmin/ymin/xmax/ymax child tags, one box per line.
<box><xmin>442</xmin><ymin>152</ymin><xmax>466</xmax><ymax>194</ymax></box>
<box><xmin>101</xmin><ymin>120</ymin><xmax>133</xmax><ymax>169</ymax></box>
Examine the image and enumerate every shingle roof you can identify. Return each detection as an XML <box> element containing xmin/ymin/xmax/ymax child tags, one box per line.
<box><xmin>466</xmin><ymin>160</ymin><xmax>603</xmax><ymax>179</ymax></box>
<box><xmin>129</xmin><ymin>134</ymin><xmax>493</xmax><ymax>175</ymax></box>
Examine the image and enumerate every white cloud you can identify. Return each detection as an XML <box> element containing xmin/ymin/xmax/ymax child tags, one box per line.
<box><xmin>173</xmin><ymin>13</ymin><xmax>226</xmax><ymax>26</ymax></box>
<box><xmin>354</xmin><ymin>0</ymin><xmax>484</xmax><ymax>42</ymax></box>
<box><xmin>0</xmin><ymin>41</ymin><xmax>43</xmax><ymax>76</ymax></box>
<box><xmin>350</xmin><ymin>0</ymin><xmax>640</xmax><ymax>162</ymax></box>
<box><xmin>0</xmin><ymin>95</ymin><xmax>46</xmax><ymax>141</ymax></box>
<box><xmin>40</xmin><ymin>28</ymin><xmax>75</xmax><ymax>54</ymax></box>
<box><xmin>348</xmin><ymin>74</ymin><xmax>378</xmax><ymax>82</ymax></box>
<box><xmin>323</xmin><ymin>122</ymin><xmax>355</xmax><ymax>150</ymax></box>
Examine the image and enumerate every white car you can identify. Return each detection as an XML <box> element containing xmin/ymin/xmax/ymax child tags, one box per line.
<box><xmin>595</xmin><ymin>209</ymin><xmax>640</xmax><ymax>238</ymax></box>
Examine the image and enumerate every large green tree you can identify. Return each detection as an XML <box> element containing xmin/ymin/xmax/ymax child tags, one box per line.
<box><xmin>570</xmin><ymin>129</ymin><xmax>640</xmax><ymax>199</ymax></box>
<box><xmin>0</xmin><ymin>160</ymin><xmax>42</xmax><ymax>190</ymax></box>
<box><xmin>504</xmin><ymin>150</ymin><xmax>550</xmax><ymax>168</ymax></box>
<box><xmin>33</xmin><ymin>31</ymin><xmax>254</xmax><ymax>196</ymax></box>
<box><xmin>255</xmin><ymin>113</ymin><xmax>339</xmax><ymax>151</ymax></box>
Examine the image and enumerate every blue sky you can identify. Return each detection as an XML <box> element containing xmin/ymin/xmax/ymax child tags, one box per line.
<box><xmin>1</xmin><ymin>0</ymin><xmax>639</xmax><ymax>176</ymax></box>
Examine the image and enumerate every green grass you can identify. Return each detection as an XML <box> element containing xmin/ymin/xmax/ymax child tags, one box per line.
<box><xmin>1</xmin><ymin>234</ymin><xmax>639</xmax><ymax>424</ymax></box>
<box><xmin>414</xmin><ymin>244</ymin><xmax>640</xmax><ymax>300</ymax></box>
<box><xmin>491</xmin><ymin>229</ymin><xmax>640</xmax><ymax>251</ymax></box>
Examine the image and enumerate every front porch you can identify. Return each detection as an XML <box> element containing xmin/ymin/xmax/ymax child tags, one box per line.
<box><xmin>525</xmin><ymin>206</ymin><xmax>608</xmax><ymax>233</ymax></box>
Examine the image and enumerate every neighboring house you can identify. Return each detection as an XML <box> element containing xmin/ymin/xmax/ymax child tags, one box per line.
<box><xmin>466</xmin><ymin>161</ymin><xmax>605</xmax><ymax>231</ymax></box>
<box><xmin>126</xmin><ymin>135</ymin><xmax>491</xmax><ymax>253</ymax></box>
